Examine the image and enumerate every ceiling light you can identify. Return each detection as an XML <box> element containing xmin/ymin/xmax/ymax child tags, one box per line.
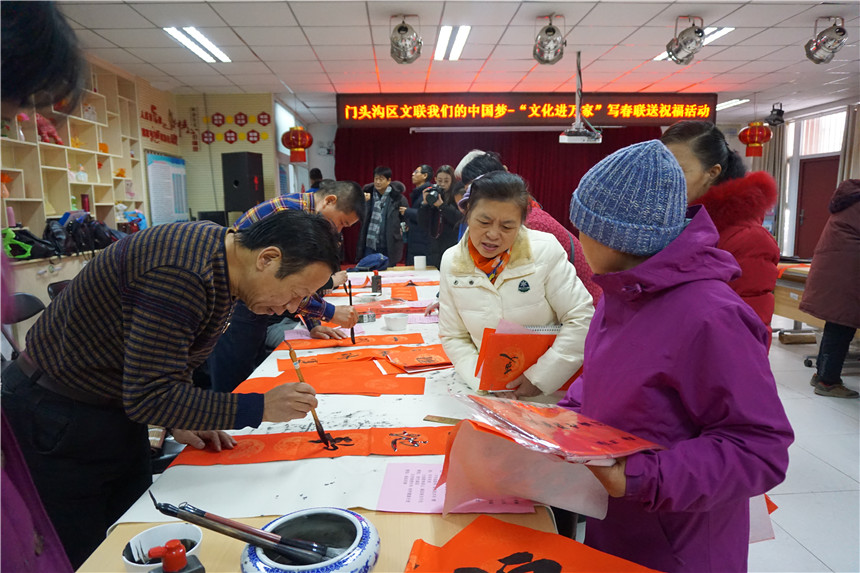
<box><xmin>390</xmin><ymin>18</ymin><xmax>423</xmax><ymax>64</ymax></box>
<box><xmin>560</xmin><ymin>51</ymin><xmax>602</xmax><ymax>144</ymax></box>
<box><xmin>654</xmin><ymin>24</ymin><xmax>733</xmax><ymax>62</ymax></box>
<box><xmin>182</xmin><ymin>27</ymin><xmax>231</xmax><ymax>63</ymax></box>
<box><xmin>805</xmin><ymin>17</ymin><xmax>847</xmax><ymax>64</ymax></box>
<box><xmin>666</xmin><ymin>16</ymin><xmax>705</xmax><ymax>65</ymax></box>
<box><xmin>765</xmin><ymin>103</ymin><xmax>785</xmax><ymax>126</ymax></box>
<box><xmin>164</xmin><ymin>27</ymin><xmax>216</xmax><ymax>63</ymax></box>
<box><xmin>434</xmin><ymin>26</ymin><xmax>452</xmax><ymax>61</ymax></box>
<box><xmin>449</xmin><ymin>26</ymin><xmax>471</xmax><ymax>61</ymax></box>
<box><xmin>533</xmin><ymin>16</ymin><xmax>566</xmax><ymax>65</ymax></box>
<box><xmin>715</xmin><ymin>98</ymin><xmax>749</xmax><ymax>112</ymax></box>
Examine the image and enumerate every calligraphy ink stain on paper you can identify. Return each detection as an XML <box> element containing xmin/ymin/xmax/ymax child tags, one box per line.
<box><xmin>453</xmin><ymin>552</ymin><xmax>562</xmax><ymax>573</ymax></box>
<box><xmin>389</xmin><ymin>431</ymin><xmax>429</xmax><ymax>452</ymax></box>
<box><xmin>311</xmin><ymin>434</ymin><xmax>355</xmax><ymax>451</ymax></box>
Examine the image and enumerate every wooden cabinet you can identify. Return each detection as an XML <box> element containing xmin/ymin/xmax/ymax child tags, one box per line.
<box><xmin>1</xmin><ymin>63</ymin><xmax>146</xmax><ymax>235</ymax></box>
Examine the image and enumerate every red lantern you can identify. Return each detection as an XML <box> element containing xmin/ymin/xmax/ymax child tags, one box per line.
<box><xmin>282</xmin><ymin>126</ymin><xmax>313</xmax><ymax>163</ymax></box>
<box><xmin>737</xmin><ymin>121</ymin><xmax>772</xmax><ymax>157</ymax></box>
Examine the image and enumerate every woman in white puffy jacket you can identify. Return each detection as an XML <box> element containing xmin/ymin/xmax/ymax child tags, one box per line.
<box><xmin>439</xmin><ymin>170</ymin><xmax>593</xmax><ymax>397</ymax></box>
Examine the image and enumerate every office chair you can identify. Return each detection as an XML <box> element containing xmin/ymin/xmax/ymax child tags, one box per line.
<box><xmin>1</xmin><ymin>293</ymin><xmax>45</xmax><ymax>367</ymax></box>
<box><xmin>47</xmin><ymin>280</ymin><xmax>71</xmax><ymax>301</ymax></box>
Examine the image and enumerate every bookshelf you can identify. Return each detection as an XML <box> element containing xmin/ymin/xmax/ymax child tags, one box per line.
<box><xmin>1</xmin><ymin>63</ymin><xmax>146</xmax><ymax>233</ymax></box>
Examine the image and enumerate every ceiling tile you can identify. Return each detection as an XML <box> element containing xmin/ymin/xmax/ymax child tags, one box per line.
<box><xmin>193</xmin><ymin>86</ymin><xmax>245</xmax><ymax>94</ymax></box>
<box><xmin>213</xmin><ymin>61</ymin><xmax>272</xmax><ymax>75</ymax></box>
<box><xmin>578</xmin><ymin>3</ymin><xmax>667</xmax><ymax>27</ymax></box>
<box><xmin>313</xmin><ymin>45</ymin><xmax>376</xmax><ymax>60</ymax></box>
<box><xmin>290</xmin><ymin>2</ymin><xmax>369</xmax><ymax>27</ymax></box>
<box><xmin>429</xmin><ymin>60</ymin><xmax>485</xmax><ymax>72</ymax></box>
<box><xmin>155</xmin><ymin>62</ymin><xmax>220</xmax><ymax>76</ymax></box>
<box><xmin>366</xmin><ymin>3</ymin><xmax>444</xmax><ymax>26</ymax></box>
<box><xmin>126</xmin><ymin>47</ymin><xmax>204</xmax><ymax>64</ymax></box>
<box><xmin>569</xmin><ymin>26</ymin><xmax>638</xmax><ymax>46</ymax></box>
<box><xmin>728</xmin><ymin>60</ymin><xmax>795</xmax><ymax>73</ymax></box>
<box><xmin>191</xmin><ymin>27</ymin><xmax>246</xmax><ymax>47</ymax></box>
<box><xmin>230</xmin><ymin>74</ymin><xmax>282</xmax><ymax>85</ymax></box>
<box><xmin>440</xmin><ymin>2</ymin><xmax>520</xmax><ymax>26</ymax></box>
<box><xmin>458</xmin><ymin>44</ymin><xmax>495</xmax><ymax>60</ymax></box>
<box><xmin>474</xmin><ymin>71</ymin><xmax>529</xmax><ymax>82</ymax></box>
<box><xmin>233</xmin><ymin>27</ymin><xmax>308</xmax><ymax>46</ymax></box>
<box><xmin>647</xmin><ymin>3</ymin><xmax>744</xmax><ymax>26</ymax></box>
<box><xmin>600</xmin><ymin>45</ymin><xmax>662</xmax><ymax>62</ymax></box>
<box><xmin>320</xmin><ymin>61</ymin><xmax>377</xmax><ymax>73</ymax></box>
<box><xmin>775</xmin><ymin>3</ymin><xmax>859</xmax><ymax>28</ymax></box>
<box><xmin>211</xmin><ymin>2</ymin><xmax>297</xmax><ymax>27</ymax></box>
<box><xmin>302</xmin><ymin>26</ymin><xmax>372</xmax><ymax>45</ymax></box>
<box><xmin>483</xmin><ymin>59</ymin><xmax>538</xmax><ymax>72</ymax></box>
<box><xmin>509</xmin><ymin>2</ymin><xmax>596</xmax><ymax>27</ymax></box>
<box><xmin>253</xmin><ymin>46</ymin><xmax>317</xmax><ymax>61</ymax></box>
<box><xmin>59</xmin><ymin>3</ymin><xmax>152</xmax><ymax>28</ymax></box>
<box><xmin>465</xmin><ymin>26</ymin><xmax>507</xmax><ymax>45</ymax></box>
<box><xmin>268</xmin><ymin>61</ymin><xmax>326</xmax><ymax>74</ymax></box>
<box><xmin>119</xmin><ymin>63</ymin><xmax>170</xmax><ymax>78</ymax></box>
<box><xmin>217</xmin><ymin>45</ymin><xmax>260</xmax><ymax>62</ymax></box>
<box><xmin>85</xmin><ymin>48</ymin><xmax>143</xmax><ymax>64</ymax></box>
<box><xmin>94</xmin><ymin>28</ymin><xmax>175</xmax><ymax>48</ymax></box>
<box><xmin>686</xmin><ymin>60</ymin><xmax>748</xmax><ymax>73</ymax></box>
<box><xmin>755</xmin><ymin>45</ymin><xmax>806</xmax><ymax>61</ymax></box>
<box><xmin>500</xmin><ymin>26</ymin><xmax>543</xmax><ymax>46</ymax></box>
<box><xmin>736</xmin><ymin>27</ymin><xmax>815</xmax><ymax>47</ymax></box>
<box><xmin>711</xmin><ymin>3</ymin><xmax>811</xmax><ymax>28</ymax></box>
<box><xmin>426</xmin><ymin>83</ymin><xmax>475</xmax><ymax>92</ymax></box>
<box><xmin>75</xmin><ymin>29</ymin><xmax>117</xmax><ymax>49</ymax></box>
<box><xmin>280</xmin><ymin>72</ymin><xmax>335</xmax><ymax>84</ymax></box>
<box><xmin>332</xmin><ymin>83</ymin><xmax>381</xmax><ymax>94</ymax></box>
<box><xmin>129</xmin><ymin>3</ymin><xmax>227</xmax><ymax>28</ymax></box>
<box><xmin>706</xmin><ymin>45</ymin><xmax>781</xmax><ymax>60</ymax></box>
<box><xmin>174</xmin><ymin>75</ymin><xmax>235</xmax><ymax>86</ymax></box>
<box><xmin>292</xmin><ymin>85</ymin><xmax>338</xmax><ymax>94</ymax></box>
<box><xmin>621</xmin><ymin>26</ymin><xmax>676</xmax><ymax>46</ymax></box>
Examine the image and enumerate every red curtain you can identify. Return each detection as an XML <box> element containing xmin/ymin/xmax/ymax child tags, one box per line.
<box><xmin>335</xmin><ymin>126</ymin><xmax>661</xmax><ymax>262</ymax></box>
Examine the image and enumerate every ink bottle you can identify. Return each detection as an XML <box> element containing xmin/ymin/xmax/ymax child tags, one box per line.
<box><xmin>371</xmin><ymin>270</ymin><xmax>382</xmax><ymax>293</ymax></box>
<box><xmin>148</xmin><ymin>539</ymin><xmax>205</xmax><ymax>573</ymax></box>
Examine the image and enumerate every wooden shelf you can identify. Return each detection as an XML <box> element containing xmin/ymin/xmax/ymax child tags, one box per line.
<box><xmin>4</xmin><ymin>198</ymin><xmax>44</xmax><ymax>202</ymax></box>
<box><xmin>2</xmin><ymin>138</ymin><xmax>37</xmax><ymax>148</ymax></box>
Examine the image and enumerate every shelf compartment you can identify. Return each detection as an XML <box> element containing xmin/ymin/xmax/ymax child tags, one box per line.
<box><xmin>3</xmin><ymin>199</ymin><xmax>45</xmax><ymax>230</ymax></box>
<box><xmin>92</xmin><ymin>183</ymin><xmax>113</xmax><ymax>205</ymax></box>
<box><xmin>3</xmin><ymin>144</ymin><xmax>42</xmax><ymax>197</ymax></box>
<box><xmin>1</xmin><ymin>168</ymin><xmax>25</xmax><ymax>198</ymax></box>
<box><xmin>42</xmin><ymin>168</ymin><xmax>71</xmax><ymax>216</ymax></box>
<box><xmin>80</xmin><ymin>90</ymin><xmax>108</xmax><ymax>125</ymax></box>
<box><xmin>67</xmin><ymin>117</ymin><xmax>99</xmax><ymax>153</ymax></box>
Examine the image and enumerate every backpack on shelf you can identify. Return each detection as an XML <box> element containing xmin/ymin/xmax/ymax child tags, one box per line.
<box><xmin>43</xmin><ymin>219</ymin><xmax>69</xmax><ymax>256</ymax></box>
<box><xmin>2</xmin><ymin>228</ymin><xmax>58</xmax><ymax>260</ymax></box>
<box><xmin>64</xmin><ymin>214</ymin><xmax>96</xmax><ymax>255</ymax></box>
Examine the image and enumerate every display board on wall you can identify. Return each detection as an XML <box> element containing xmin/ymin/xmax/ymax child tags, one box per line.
<box><xmin>337</xmin><ymin>92</ymin><xmax>718</xmax><ymax>128</ymax></box>
<box><xmin>145</xmin><ymin>151</ymin><xmax>188</xmax><ymax>225</ymax></box>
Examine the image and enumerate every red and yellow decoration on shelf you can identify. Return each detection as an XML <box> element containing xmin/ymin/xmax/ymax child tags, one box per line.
<box><xmin>282</xmin><ymin>126</ymin><xmax>313</xmax><ymax>163</ymax></box>
<box><xmin>738</xmin><ymin>121</ymin><xmax>773</xmax><ymax>157</ymax></box>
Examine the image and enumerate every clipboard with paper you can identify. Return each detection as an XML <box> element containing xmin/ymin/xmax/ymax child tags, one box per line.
<box><xmin>475</xmin><ymin>320</ymin><xmax>579</xmax><ymax>392</ymax></box>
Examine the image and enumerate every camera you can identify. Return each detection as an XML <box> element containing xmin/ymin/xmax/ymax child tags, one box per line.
<box><xmin>424</xmin><ymin>185</ymin><xmax>440</xmax><ymax>205</ymax></box>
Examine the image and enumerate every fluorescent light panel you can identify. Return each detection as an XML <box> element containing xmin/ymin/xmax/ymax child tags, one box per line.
<box><xmin>715</xmin><ymin>98</ymin><xmax>749</xmax><ymax>111</ymax></box>
<box><xmin>653</xmin><ymin>26</ymin><xmax>734</xmax><ymax>61</ymax></box>
<box><xmin>434</xmin><ymin>25</ymin><xmax>470</xmax><ymax>61</ymax></box>
<box><xmin>183</xmin><ymin>27</ymin><xmax>231</xmax><ymax>62</ymax></box>
<box><xmin>434</xmin><ymin>26</ymin><xmax>453</xmax><ymax>60</ymax></box>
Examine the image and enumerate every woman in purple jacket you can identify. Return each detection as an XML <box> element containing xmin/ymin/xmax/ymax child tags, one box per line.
<box><xmin>562</xmin><ymin>140</ymin><xmax>793</xmax><ymax>573</ymax></box>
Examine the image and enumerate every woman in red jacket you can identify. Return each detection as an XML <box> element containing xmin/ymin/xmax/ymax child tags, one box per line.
<box><xmin>662</xmin><ymin>122</ymin><xmax>780</xmax><ymax>329</ymax></box>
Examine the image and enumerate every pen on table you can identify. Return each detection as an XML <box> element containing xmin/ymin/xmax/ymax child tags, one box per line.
<box><xmin>284</xmin><ymin>340</ymin><xmax>329</xmax><ymax>447</ymax></box>
<box><xmin>347</xmin><ymin>279</ymin><xmax>356</xmax><ymax>344</ymax></box>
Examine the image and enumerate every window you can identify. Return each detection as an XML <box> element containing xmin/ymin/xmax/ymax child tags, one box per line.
<box><xmin>799</xmin><ymin>110</ymin><xmax>846</xmax><ymax>156</ymax></box>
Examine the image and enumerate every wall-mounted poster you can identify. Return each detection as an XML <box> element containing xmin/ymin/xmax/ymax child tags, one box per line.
<box><xmin>145</xmin><ymin>152</ymin><xmax>188</xmax><ymax>225</ymax></box>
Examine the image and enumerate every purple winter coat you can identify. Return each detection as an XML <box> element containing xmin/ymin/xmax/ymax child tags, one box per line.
<box><xmin>559</xmin><ymin>206</ymin><xmax>793</xmax><ymax>573</ymax></box>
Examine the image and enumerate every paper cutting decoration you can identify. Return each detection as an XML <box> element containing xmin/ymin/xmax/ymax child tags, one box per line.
<box><xmin>274</xmin><ymin>333</ymin><xmax>423</xmax><ymax>351</ymax></box>
<box><xmin>169</xmin><ymin>426</ymin><xmax>452</xmax><ymax>468</ymax></box>
<box><xmin>466</xmin><ymin>396</ymin><xmax>664</xmax><ymax>462</ymax></box>
<box><xmin>404</xmin><ymin>515</ymin><xmax>659</xmax><ymax>573</ymax></box>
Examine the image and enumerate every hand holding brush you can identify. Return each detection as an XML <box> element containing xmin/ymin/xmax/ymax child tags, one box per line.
<box><xmin>284</xmin><ymin>340</ymin><xmax>330</xmax><ymax>447</ymax></box>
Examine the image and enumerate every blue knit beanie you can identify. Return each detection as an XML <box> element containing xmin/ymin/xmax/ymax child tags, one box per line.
<box><xmin>569</xmin><ymin>140</ymin><xmax>687</xmax><ymax>256</ymax></box>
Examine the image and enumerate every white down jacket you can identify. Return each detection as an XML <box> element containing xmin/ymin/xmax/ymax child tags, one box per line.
<box><xmin>438</xmin><ymin>227</ymin><xmax>594</xmax><ymax>394</ymax></box>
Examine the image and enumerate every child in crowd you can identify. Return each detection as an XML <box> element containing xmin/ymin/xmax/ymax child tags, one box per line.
<box><xmin>561</xmin><ymin>140</ymin><xmax>793</xmax><ymax>573</ymax></box>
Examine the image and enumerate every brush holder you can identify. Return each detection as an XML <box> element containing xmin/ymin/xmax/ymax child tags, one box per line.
<box><xmin>240</xmin><ymin>508</ymin><xmax>379</xmax><ymax>573</ymax></box>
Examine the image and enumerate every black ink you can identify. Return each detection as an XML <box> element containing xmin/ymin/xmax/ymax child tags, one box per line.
<box><xmin>310</xmin><ymin>434</ymin><xmax>355</xmax><ymax>451</ymax></box>
<box><xmin>499</xmin><ymin>353</ymin><xmax>520</xmax><ymax>376</ymax></box>
<box><xmin>389</xmin><ymin>431</ymin><xmax>428</xmax><ymax>452</ymax></box>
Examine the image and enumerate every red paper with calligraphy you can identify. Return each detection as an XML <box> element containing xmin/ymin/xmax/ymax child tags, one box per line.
<box><xmin>466</xmin><ymin>396</ymin><xmax>664</xmax><ymax>462</ymax></box>
<box><xmin>169</xmin><ymin>426</ymin><xmax>452</xmax><ymax>468</ymax></box>
<box><xmin>274</xmin><ymin>333</ymin><xmax>423</xmax><ymax>351</ymax></box>
<box><xmin>404</xmin><ymin>515</ymin><xmax>659</xmax><ymax>573</ymax></box>
<box><xmin>233</xmin><ymin>362</ymin><xmax>425</xmax><ymax>396</ymax></box>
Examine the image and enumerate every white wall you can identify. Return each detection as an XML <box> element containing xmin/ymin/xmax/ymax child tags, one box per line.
<box><xmin>308</xmin><ymin>123</ymin><xmax>337</xmax><ymax>180</ymax></box>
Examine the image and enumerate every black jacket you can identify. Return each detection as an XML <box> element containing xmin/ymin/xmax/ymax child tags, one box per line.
<box><xmin>418</xmin><ymin>200</ymin><xmax>462</xmax><ymax>269</ymax></box>
<box><xmin>357</xmin><ymin>181</ymin><xmax>408</xmax><ymax>264</ymax></box>
<box><xmin>405</xmin><ymin>183</ymin><xmax>433</xmax><ymax>263</ymax></box>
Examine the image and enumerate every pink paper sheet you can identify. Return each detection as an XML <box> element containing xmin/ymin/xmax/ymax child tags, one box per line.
<box><xmin>408</xmin><ymin>314</ymin><xmax>439</xmax><ymax>324</ymax></box>
<box><xmin>283</xmin><ymin>325</ymin><xmax>365</xmax><ymax>340</ymax></box>
<box><xmin>376</xmin><ymin>463</ymin><xmax>534</xmax><ymax>514</ymax></box>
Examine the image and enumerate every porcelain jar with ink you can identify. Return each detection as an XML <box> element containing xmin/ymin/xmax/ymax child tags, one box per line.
<box><xmin>240</xmin><ymin>508</ymin><xmax>380</xmax><ymax>573</ymax></box>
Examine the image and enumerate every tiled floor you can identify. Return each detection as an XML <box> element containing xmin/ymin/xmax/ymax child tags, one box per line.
<box><xmin>747</xmin><ymin>317</ymin><xmax>859</xmax><ymax>573</ymax></box>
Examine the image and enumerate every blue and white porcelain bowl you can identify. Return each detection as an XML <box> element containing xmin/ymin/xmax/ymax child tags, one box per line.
<box><xmin>240</xmin><ymin>508</ymin><xmax>380</xmax><ymax>573</ymax></box>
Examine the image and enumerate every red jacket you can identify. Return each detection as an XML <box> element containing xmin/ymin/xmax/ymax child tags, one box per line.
<box><xmin>693</xmin><ymin>172</ymin><xmax>779</xmax><ymax>326</ymax></box>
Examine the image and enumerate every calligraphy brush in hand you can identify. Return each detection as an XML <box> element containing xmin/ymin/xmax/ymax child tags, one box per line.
<box><xmin>346</xmin><ymin>280</ymin><xmax>356</xmax><ymax>344</ymax></box>
<box><xmin>284</xmin><ymin>340</ymin><xmax>329</xmax><ymax>447</ymax></box>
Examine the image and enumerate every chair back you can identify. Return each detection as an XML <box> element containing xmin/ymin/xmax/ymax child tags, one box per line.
<box><xmin>47</xmin><ymin>280</ymin><xmax>71</xmax><ymax>301</ymax></box>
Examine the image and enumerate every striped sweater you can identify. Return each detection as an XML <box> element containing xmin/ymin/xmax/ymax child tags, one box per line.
<box><xmin>26</xmin><ymin>222</ymin><xmax>264</xmax><ymax>430</ymax></box>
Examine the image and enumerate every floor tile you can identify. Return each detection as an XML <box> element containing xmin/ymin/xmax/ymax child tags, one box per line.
<box><xmin>770</xmin><ymin>491</ymin><xmax>860</xmax><ymax>573</ymax></box>
<box><xmin>780</xmin><ymin>398</ymin><xmax>860</xmax><ymax>437</ymax></box>
<box><xmin>748</xmin><ymin>522</ymin><xmax>831</xmax><ymax>573</ymax></box>
<box><xmin>771</xmin><ymin>443</ymin><xmax>859</xmax><ymax>495</ymax></box>
<box><xmin>794</xmin><ymin>433</ymin><xmax>860</xmax><ymax>482</ymax></box>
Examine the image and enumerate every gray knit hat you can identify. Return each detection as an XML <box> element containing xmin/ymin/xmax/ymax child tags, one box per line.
<box><xmin>569</xmin><ymin>140</ymin><xmax>687</xmax><ymax>256</ymax></box>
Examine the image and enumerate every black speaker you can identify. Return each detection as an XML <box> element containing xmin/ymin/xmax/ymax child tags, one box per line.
<box><xmin>198</xmin><ymin>210</ymin><xmax>228</xmax><ymax>226</ymax></box>
<box><xmin>222</xmin><ymin>152</ymin><xmax>264</xmax><ymax>212</ymax></box>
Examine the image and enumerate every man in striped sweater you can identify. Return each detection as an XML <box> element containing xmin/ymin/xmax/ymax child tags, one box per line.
<box><xmin>1</xmin><ymin>209</ymin><xmax>340</xmax><ymax>568</ymax></box>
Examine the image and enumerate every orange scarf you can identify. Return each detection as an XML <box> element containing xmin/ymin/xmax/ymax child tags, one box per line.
<box><xmin>468</xmin><ymin>239</ymin><xmax>511</xmax><ymax>284</ymax></box>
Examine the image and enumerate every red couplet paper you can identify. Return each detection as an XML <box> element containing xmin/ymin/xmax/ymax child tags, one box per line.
<box><xmin>389</xmin><ymin>286</ymin><xmax>418</xmax><ymax>301</ymax></box>
<box><xmin>169</xmin><ymin>426</ymin><xmax>453</xmax><ymax>468</ymax></box>
<box><xmin>467</xmin><ymin>395</ymin><xmax>664</xmax><ymax>462</ymax></box>
<box><xmin>233</xmin><ymin>362</ymin><xmax>425</xmax><ymax>396</ymax></box>
<box><xmin>385</xmin><ymin>344</ymin><xmax>451</xmax><ymax>372</ymax></box>
<box><xmin>475</xmin><ymin>328</ymin><xmax>579</xmax><ymax>392</ymax></box>
<box><xmin>274</xmin><ymin>333</ymin><xmax>423</xmax><ymax>351</ymax></box>
<box><xmin>359</xmin><ymin>277</ymin><xmax>439</xmax><ymax>288</ymax></box>
<box><xmin>404</xmin><ymin>515</ymin><xmax>659</xmax><ymax>573</ymax></box>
